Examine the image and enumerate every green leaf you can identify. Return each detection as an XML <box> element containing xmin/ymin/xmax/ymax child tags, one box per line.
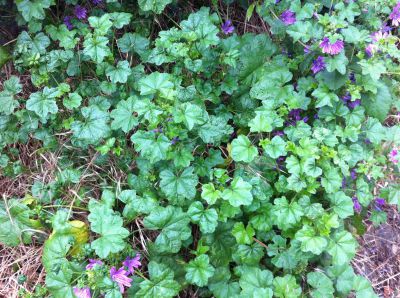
<box><xmin>117</xmin><ymin>33</ymin><xmax>149</xmax><ymax>56</ymax></box>
<box><xmin>239</xmin><ymin>266</ymin><xmax>273</xmax><ymax>297</ymax></box>
<box><xmin>272</xmin><ymin>275</ymin><xmax>302</xmax><ymax>298</ymax></box>
<box><xmin>362</xmin><ymin>82</ymin><xmax>393</xmax><ymax>122</ymax></box>
<box><xmin>143</xmin><ymin>206</ymin><xmax>191</xmax><ymax>253</ymax></box>
<box><xmin>88</xmin><ymin>14</ymin><xmax>113</xmax><ymax>35</ymax></box>
<box><xmin>45</xmin><ymin>264</ymin><xmax>74</xmax><ymax>298</ymax></box>
<box><xmin>17</xmin><ymin>0</ymin><xmax>53</xmax><ymax>22</ymax></box>
<box><xmin>231</xmin><ymin>135</ymin><xmax>258</xmax><ymax>163</ymax></box>
<box><xmin>325</xmin><ymin>52</ymin><xmax>348</xmax><ymax>75</ymax></box>
<box><xmin>295</xmin><ymin>225</ymin><xmax>327</xmax><ymax>255</ymax></box>
<box><xmin>46</xmin><ymin>25</ymin><xmax>77</xmax><ymax>49</ymax></box>
<box><xmin>232</xmin><ymin>222</ymin><xmax>255</xmax><ymax>245</ymax></box>
<box><xmin>327</xmin><ymin>231</ymin><xmax>357</xmax><ymax>265</ymax></box>
<box><xmin>139</xmin><ymin>72</ymin><xmax>174</xmax><ymax>99</ymax></box>
<box><xmin>136</xmin><ymin>262</ymin><xmax>181</xmax><ymax>298</ymax></box>
<box><xmin>329</xmin><ymin>191</ymin><xmax>354</xmax><ymax>219</ymax></box>
<box><xmin>303</xmin><ymin>158</ymin><xmax>322</xmax><ymax>178</ymax></box>
<box><xmin>110</xmin><ymin>97</ymin><xmax>138</xmax><ymax>133</ymax></box>
<box><xmin>106</xmin><ymin>60</ymin><xmax>132</xmax><ymax>84</ymax></box>
<box><xmin>173</xmin><ymin>102</ymin><xmax>207</xmax><ymax>130</ymax></box>
<box><xmin>119</xmin><ymin>190</ymin><xmax>158</xmax><ymax>220</ymax></box>
<box><xmin>198</xmin><ymin>115</ymin><xmax>233</xmax><ymax>145</ymax></box>
<box><xmin>221</xmin><ymin>177</ymin><xmax>253</xmax><ymax>207</ymax></box>
<box><xmin>0</xmin><ymin>199</ymin><xmax>40</xmax><ymax>246</ymax></box>
<box><xmin>352</xmin><ymin>276</ymin><xmax>378</xmax><ymax>298</ymax></box>
<box><xmin>109</xmin><ymin>12</ymin><xmax>132</xmax><ymax>29</ymax></box>
<box><xmin>312</xmin><ymin>85</ymin><xmax>339</xmax><ymax>108</ymax></box>
<box><xmin>321</xmin><ymin>168</ymin><xmax>342</xmax><ymax>194</ymax></box>
<box><xmin>0</xmin><ymin>91</ymin><xmax>18</xmax><ymax>115</ymax></box>
<box><xmin>138</xmin><ymin>0</ymin><xmax>173</xmax><ymax>14</ymax></box>
<box><xmin>88</xmin><ymin>201</ymin><xmax>129</xmax><ymax>258</ymax></box>
<box><xmin>307</xmin><ymin>271</ymin><xmax>334</xmax><ymax>298</ymax></box>
<box><xmin>71</xmin><ymin>106</ymin><xmax>110</xmax><ymax>146</ymax></box>
<box><xmin>364</xmin><ymin>118</ymin><xmax>385</xmax><ymax>145</ymax></box>
<box><xmin>159</xmin><ymin>167</ymin><xmax>198</xmax><ymax>201</ymax></box>
<box><xmin>26</xmin><ymin>87</ymin><xmax>58</xmax><ymax>119</ymax></box>
<box><xmin>83</xmin><ymin>34</ymin><xmax>111</xmax><ymax>63</ymax></box>
<box><xmin>201</xmin><ymin>183</ymin><xmax>221</xmax><ymax>205</ymax></box>
<box><xmin>358</xmin><ymin>60</ymin><xmax>386</xmax><ymax>81</ymax></box>
<box><xmin>131</xmin><ymin>130</ymin><xmax>171</xmax><ymax>163</ymax></box>
<box><xmin>272</xmin><ymin>197</ymin><xmax>303</xmax><ymax>230</ymax></box>
<box><xmin>185</xmin><ymin>254</ymin><xmax>215</xmax><ymax>287</ymax></box>
<box><xmin>63</xmin><ymin>92</ymin><xmax>82</xmax><ymax>110</ymax></box>
<box><xmin>188</xmin><ymin>202</ymin><xmax>218</xmax><ymax>234</ymax></box>
<box><xmin>264</xmin><ymin>136</ymin><xmax>287</xmax><ymax>159</ymax></box>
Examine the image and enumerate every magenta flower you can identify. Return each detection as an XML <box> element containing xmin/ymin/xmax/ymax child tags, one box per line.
<box><xmin>347</xmin><ymin>99</ymin><xmax>361</xmax><ymax>109</ymax></box>
<box><xmin>123</xmin><ymin>254</ymin><xmax>141</xmax><ymax>274</ymax></box>
<box><xmin>389</xmin><ymin>2</ymin><xmax>400</xmax><ymax>27</ymax></box>
<box><xmin>365</xmin><ymin>43</ymin><xmax>378</xmax><ymax>57</ymax></box>
<box><xmin>63</xmin><ymin>16</ymin><xmax>73</xmax><ymax>30</ymax></box>
<box><xmin>311</xmin><ymin>56</ymin><xmax>326</xmax><ymax>74</ymax></box>
<box><xmin>280</xmin><ymin>10</ymin><xmax>296</xmax><ymax>25</ymax></box>
<box><xmin>371</xmin><ymin>30</ymin><xmax>388</xmax><ymax>42</ymax></box>
<box><xmin>86</xmin><ymin>259</ymin><xmax>103</xmax><ymax>270</ymax></box>
<box><xmin>73</xmin><ymin>287</ymin><xmax>91</xmax><ymax>298</ymax></box>
<box><xmin>390</xmin><ymin>149</ymin><xmax>399</xmax><ymax>164</ymax></box>
<box><xmin>74</xmin><ymin>5</ymin><xmax>87</xmax><ymax>20</ymax></box>
<box><xmin>319</xmin><ymin>37</ymin><xmax>344</xmax><ymax>55</ymax></box>
<box><xmin>110</xmin><ymin>266</ymin><xmax>132</xmax><ymax>293</ymax></box>
<box><xmin>352</xmin><ymin>196</ymin><xmax>362</xmax><ymax>213</ymax></box>
<box><xmin>221</xmin><ymin>20</ymin><xmax>234</xmax><ymax>34</ymax></box>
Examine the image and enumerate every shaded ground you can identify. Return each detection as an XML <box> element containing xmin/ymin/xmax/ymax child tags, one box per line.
<box><xmin>353</xmin><ymin>205</ymin><xmax>400</xmax><ymax>298</ymax></box>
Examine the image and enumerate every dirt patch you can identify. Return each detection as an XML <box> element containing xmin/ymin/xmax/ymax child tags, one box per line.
<box><xmin>352</xmin><ymin>205</ymin><xmax>400</xmax><ymax>298</ymax></box>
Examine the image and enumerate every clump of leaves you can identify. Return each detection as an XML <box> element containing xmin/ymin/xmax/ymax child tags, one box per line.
<box><xmin>1</xmin><ymin>0</ymin><xmax>400</xmax><ymax>297</ymax></box>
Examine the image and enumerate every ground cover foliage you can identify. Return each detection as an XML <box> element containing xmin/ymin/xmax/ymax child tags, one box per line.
<box><xmin>0</xmin><ymin>0</ymin><xmax>400</xmax><ymax>297</ymax></box>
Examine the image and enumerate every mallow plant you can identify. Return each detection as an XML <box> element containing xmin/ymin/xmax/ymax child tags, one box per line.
<box><xmin>0</xmin><ymin>0</ymin><xmax>399</xmax><ymax>297</ymax></box>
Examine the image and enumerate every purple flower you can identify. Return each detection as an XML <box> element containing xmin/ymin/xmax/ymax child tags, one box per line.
<box><xmin>390</xmin><ymin>149</ymin><xmax>399</xmax><ymax>164</ymax></box>
<box><xmin>347</xmin><ymin>99</ymin><xmax>361</xmax><ymax>109</ymax></box>
<box><xmin>365</xmin><ymin>43</ymin><xmax>378</xmax><ymax>57</ymax></box>
<box><xmin>280</xmin><ymin>10</ymin><xmax>296</xmax><ymax>25</ymax></box>
<box><xmin>86</xmin><ymin>259</ymin><xmax>103</xmax><ymax>270</ymax></box>
<box><xmin>374</xmin><ymin>198</ymin><xmax>385</xmax><ymax>211</ymax></box>
<box><xmin>311</xmin><ymin>56</ymin><xmax>326</xmax><ymax>74</ymax></box>
<box><xmin>171</xmin><ymin>136</ymin><xmax>180</xmax><ymax>145</ymax></box>
<box><xmin>221</xmin><ymin>20</ymin><xmax>234</xmax><ymax>34</ymax></box>
<box><xmin>123</xmin><ymin>254</ymin><xmax>141</xmax><ymax>274</ymax></box>
<box><xmin>110</xmin><ymin>267</ymin><xmax>132</xmax><ymax>293</ymax></box>
<box><xmin>371</xmin><ymin>30</ymin><xmax>389</xmax><ymax>42</ymax></box>
<box><xmin>63</xmin><ymin>16</ymin><xmax>73</xmax><ymax>30</ymax></box>
<box><xmin>341</xmin><ymin>92</ymin><xmax>351</xmax><ymax>103</ymax></box>
<box><xmin>303</xmin><ymin>116</ymin><xmax>309</xmax><ymax>123</ymax></box>
<box><xmin>319</xmin><ymin>37</ymin><xmax>344</xmax><ymax>55</ymax></box>
<box><xmin>73</xmin><ymin>287</ymin><xmax>91</xmax><ymax>298</ymax></box>
<box><xmin>349</xmin><ymin>72</ymin><xmax>356</xmax><ymax>83</ymax></box>
<box><xmin>273</xmin><ymin>130</ymin><xmax>285</xmax><ymax>137</ymax></box>
<box><xmin>389</xmin><ymin>3</ymin><xmax>400</xmax><ymax>27</ymax></box>
<box><xmin>152</xmin><ymin>127</ymin><xmax>163</xmax><ymax>133</ymax></box>
<box><xmin>92</xmin><ymin>0</ymin><xmax>102</xmax><ymax>4</ymax></box>
<box><xmin>304</xmin><ymin>45</ymin><xmax>311</xmax><ymax>54</ymax></box>
<box><xmin>350</xmin><ymin>169</ymin><xmax>357</xmax><ymax>180</ymax></box>
<box><xmin>352</xmin><ymin>196</ymin><xmax>362</xmax><ymax>213</ymax></box>
<box><xmin>74</xmin><ymin>5</ymin><xmax>87</xmax><ymax>20</ymax></box>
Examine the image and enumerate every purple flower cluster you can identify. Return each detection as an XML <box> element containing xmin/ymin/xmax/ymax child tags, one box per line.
<box><xmin>352</xmin><ymin>196</ymin><xmax>362</xmax><ymax>213</ymax></box>
<box><xmin>63</xmin><ymin>5</ymin><xmax>88</xmax><ymax>30</ymax></box>
<box><xmin>221</xmin><ymin>20</ymin><xmax>234</xmax><ymax>35</ymax></box>
<box><xmin>340</xmin><ymin>93</ymin><xmax>361</xmax><ymax>109</ymax></box>
<box><xmin>285</xmin><ymin>109</ymin><xmax>309</xmax><ymax>126</ymax></box>
<box><xmin>311</xmin><ymin>56</ymin><xmax>326</xmax><ymax>74</ymax></box>
<box><xmin>280</xmin><ymin>10</ymin><xmax>296</xmax><ymax>25</ymax></box>
<box><xmin>389</xmin><ymin>2</ymin><xmax>400</xmax><ymax>27</ymax></box>
<box><xmin>76</xmin><ymin>254</ymin><xmax>141</xmax><ymax>297</ymax></box>
<box><xmin>171</xmin><ymin>136</ymin><xmax>180</xmax><ymax>145</ymax></box>
<box><xmin>374</xmin><ymin>197</ymin><xmax>385</xmax><ymax>211</ymax></box>
<box><xmin>319</xmin><ymin>37</ymin><xmax>344</xmax><ymax>55</ymax></box>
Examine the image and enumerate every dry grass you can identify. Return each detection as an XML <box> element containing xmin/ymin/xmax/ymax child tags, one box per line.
<box><xmin>0</xmin><ymin>244</ymin><xmax>45</xmax><ymax>297</ymax></box>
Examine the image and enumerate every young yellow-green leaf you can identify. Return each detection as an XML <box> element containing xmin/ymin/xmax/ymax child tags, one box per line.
<box><xmin>232</xmin><ymin>222</ymin><xmax>255</xmax><ymax>245</ymax></box>
<box><xmin>231</xmin><ymin>135</ymin><xmax>258</xmax><ymax>163</ymax></box>
<box><xmin>185</xmin><ymin>254</ymin><xmax>215</xmax><ymax>287</ymax></box>
<box><xmin>201</xmin><ymin>183</ymin><xmax>221</xmax><ymax>205</ymax></box>
<box><xmin>221</xmin><ymin>177</ymin><xmax>253</xmax><ymax>207</ymax></box>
